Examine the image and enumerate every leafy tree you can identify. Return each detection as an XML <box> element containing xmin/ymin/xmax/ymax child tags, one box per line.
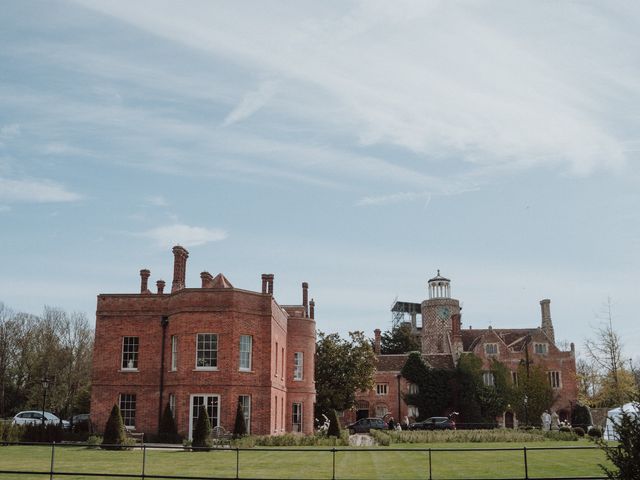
<box><xmin>158</xmin><ymin>403</ymin><xmax>181</xmax><ymax>443</ymax></box>
<box><xmin>380</xmin><ymin>324</ymin><xmax>421</xmax><ymax>354</ymax></box>
<box><xmin>233</xmin><ymin>401</ymin><xmax>247</xmax><ymax>438</ymax></box>
<box><xmin>102</xmin><ymin>405</ymin><xmax>126</xmax><ymax>450</ymax></box>
<box><xmin>597</xmin><ymin>402</ymin><xmax>640</xmax><ymax>480</ymax></box>
<box><xmin>192</xmin><ymin>408</ymin><xmax>212</xmax><ymax>450</ymax></box>
<box><xmin>315</xmin><ymin>331</ymin><xmax>376</xmax><ymax>415</ymax></box>
<box><xmin>402</xmin><ymin>352</ymin><xmax>453</xmax><ymax>420</ymax></box>
<box><xmin>571</xmin><ymin>403</ymin><xmax>593</xmax><ymax>430</ymax></box>
<box><xmin>326</xmin><ymin>409</ymin><xmax>341</xmax><ymax>437</ymax></box>
<box><xmin>512</xmin><ymin>363</ymin><xmax>553</xmax><ymax>426</ymax></box>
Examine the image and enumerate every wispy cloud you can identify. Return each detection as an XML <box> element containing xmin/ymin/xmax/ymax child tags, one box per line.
<box><xmin>145</xmin><ymin>195</ymin><xmax>168</xmax><ymax>207</ymax></box>
<box><xmin>140</xmin><ymin>224</ymin><xmax>228</xmax><ymax>248</ymax></box>
<box><xmin>223</xmin><ymin>80</ymin><xmax>278</xmax><ymax>126</ymax></box>
<box><xmin>0</xmin><ymin>177</ymin><xmax>82</xmax><ymax>203</ymax></box>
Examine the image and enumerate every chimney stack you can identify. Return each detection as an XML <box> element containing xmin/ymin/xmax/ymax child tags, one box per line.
<box><xmin>451</xmin><ymin>313</ymin><xmax>461</xmax><ymax>337</ymax></box>
<box><xmin>156</xmin><ymin>280</ymin><xmax>165</xmax><ymax>295</ymax></box>
<box><xmin>374</xmin><ymin>329</ymin><xmax>381</xmax><ymax>355</ymax></box>
<box><xmin>201</xmin><ymin>271</ymin><xmax>213</xmax><ymax>288</ymax></box>
<box><xmin>309</xmin><ymin>299</ymin><xmax>315</xmax><ymax>319</ymax></box>
<box><xmin>302</xmin><ymin>282</ymin><xmax>309</xmax><ymax>317</ymax></box>
<box><xmin>266</xmin><ymin>274</ymin><xmax>274</xmax><ymax>295</ymax></box>
<box><xmin>540</xmin><ymin>299</ymin><xmax>555</xmax><ymax>343</ymax></box>
<box><xmin>140</xmin><ymin>269</ymin><xmax>151</xmax><ymax>294</ymax></box>
<box><xmin>261</xmin><ymin>274</ymin><xmax>268</xmax><ymax>294</ymax></box>
<box><xmin>171</xmin><ymin>246</ymin><xmax>189</xmax><ymax>293</ymax></box>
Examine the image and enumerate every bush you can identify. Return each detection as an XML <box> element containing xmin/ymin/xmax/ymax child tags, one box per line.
<box><xmin>22</xmin><ymin>423</ymin><xmax>63</xmax><ymax>443</ymax></box>
<box><xmin>597</xmin><ymin>404</ymin><xmax>640</xmax><ymax>480</ymax></box>
<box><xmin>370</xmin><ymin>429</ymin><xmax>391</xmax><ymax>446</ymax></box>
<box><xmin>86</xmin><ymin>435</ymin><xmax>102</xmax><ymax>448</ymax></box>
<box><xmin>233</xmin><ymin>401</ymin><xmax>247</xmax><ymax>439</ymax></box>
<box><xmin>326</xmin><ymin>410</ymin><xmax>341</xmax><ymax>438</ymax></box>
<box><xmin>158</xmin><ymin>403</ymin><xmax>182</xmax><ymax>444</ymax></box>
<box><xmin>191</xmin><ymin>409</ymin><xmax>212</xmax><ymax>451</ymax></box>
<box><xmin>571</xmin><ymin>404</ymin><xmax>593</xmax><ymax>430</ymax></box>
<box><xmin>588</xmin><ymin>426</ymin><xmax>603</xmax><ymax>439</ymax></box>
<box><xmin>573</xmin><ymin>427</ymin><xmax>585</xmax><ymax>437</ymax></box>
<box><xmin>101</xmin><ymin>405</ymin><xmax>126</xmax><ymax>450</ymax></box>
<box><xmin>383</xmin><ymin>428</ymin><xmax>579</xmax><ymax>444</ymax></box>
<box><xmin>0</xmin><ymin>422</ymin><xmax>23</xmax><ymax>442</ymax></box>
<box><xmin>233</xmin><ymin>432</ymin><xmax>349</xmax><ymax>447</ymax></box>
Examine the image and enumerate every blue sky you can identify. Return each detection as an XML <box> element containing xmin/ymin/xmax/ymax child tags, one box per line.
<box><xmin>1</xmin><ymin>1</ymin><xmax>638</xmax><ymax>361</ymax></box>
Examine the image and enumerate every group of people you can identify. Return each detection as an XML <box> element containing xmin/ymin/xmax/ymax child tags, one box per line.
<box><xmin>386</xmin><ymin>416</ymin><xmax>407</xmax><ymax>431</ymax></box>
<box><xmin>540</xmin><ymin>410</ymin><xmax>560</xmax><ymax>431</ymax></box>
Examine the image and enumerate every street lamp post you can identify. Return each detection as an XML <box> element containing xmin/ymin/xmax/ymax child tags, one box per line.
<box><xmin>523</xmin><ymin>394</ymin><xmax>529</xmax><ymax>427</ymax></box>
<box><xmin>41</xmin><ymin>376</ymin><xmax>50</xmax><ymax>427</ymax></box>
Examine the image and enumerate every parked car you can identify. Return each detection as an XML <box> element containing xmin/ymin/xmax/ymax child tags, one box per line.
<box><xmin>409</xmin><ymin>416</ymin><xmax>455</xmax><ymax>430</ymax></box>
<box><xmin>347</xmin><ymin>417</ymin><xmax>387</xmax><ymax>434</ymax></box>
<box><xmin>13</xmin><ymin>411</ymin><xmax>70</xmax><ymax>430</ymax></box>
<box><xmin>69</xmin><ymin>413</ymin><xmax>91</xmax><ymax>432</ymax></box>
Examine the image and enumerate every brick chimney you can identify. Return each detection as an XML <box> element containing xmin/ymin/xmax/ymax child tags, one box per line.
<box><xmin>540</xmin><ymin>299</ymin><xmax>555</xmax><ymax>343</ymax></box>
<box><xmin>156</xmin><ymin>280</ymin><xmax>165</xmax><ymax>295</ymax></box>
<box><xmin>261</xmin><ymin>274</ymin><xmax>268</xmax><ymax>294</ymax></box>
<box><xmin>374</xmin><ymin>328</ymin><xmax>381</xmax><ymax>355</ymax></box>
<box><xmin>201</xmin><ymin>271</ymin><xmax>213</xmax><ymax>288</ymax></box>
<box><xmin>265</xmin><ymin>274</ymin><xmax>274</xmax><ymax>295</ymax></box>
<box><xmin>451</xmin><ymin>313</ymin><xmax>464</xmax><ymax>363</ymax></box>
<box><xmin>171</xmin><ymin>245</ymin><xmax>189</xmax><ymax>293</ymax></box>
<box><xmin>309</xmin><ymin>298</ymin><xmax>315</xmax><ymax>319</ymax></box>
<box><xmin>139</xmin><ymin>269</ymin><xmax>151</xmax><ymax>294</ymax></box>
<box><xmin>302</xmin><ymin>282</ymin><xmax>309</xmax><ymax>318</ymax></box>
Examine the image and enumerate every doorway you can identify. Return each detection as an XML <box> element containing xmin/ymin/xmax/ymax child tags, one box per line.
<box><xmin>189</xmin><ymin>394</ymin><xmax>220</xmax><ymax>440</ymax></box>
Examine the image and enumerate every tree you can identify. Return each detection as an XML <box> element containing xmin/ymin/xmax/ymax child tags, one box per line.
<box><xmin>158</xmin><ymin>403</ymin><xmax>181</xmax><ymax>443</ymax></box>
<box><xmin>102</xmin><ymin>404</ymin><xmax>126</xmax><ymax>449</ymax></box>
<box><xmin>192</xmin><ymin>408</ymin><xmax>212</xmax><ymax>450</ymax></box>
<box><xmin>326</xmin><ymin>409</ymin><xmax>341</xmax><ymax>437</ymax></box>
<box><xmin>512</xmin><ymin>363</ymin><xmax>554</xmax><ymax>426</ymax></box>
<box><xmin>315</xmin><ymin>331</ymin><xmax>377</xmax><ymax>415</ymax></box>
<box><xmin>380</xmin><ymin>324</ymin><xmax>421</xmax><ymax>354</ymax></box>
<box><xmin>597</xmin><ymin>402</ymin><xmax>640</xmax><ymax>480</ymax></box>
<box><xmin>233</xmin><ymin>401</ymin><xmax>247</xmax><ymax>439</ymax></box>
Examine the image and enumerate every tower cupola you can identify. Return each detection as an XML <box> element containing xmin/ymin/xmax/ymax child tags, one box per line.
<box><xmin>428</xmin><ymin>270</ymin><xmax>451</xmax><ymax>299</ymax></box>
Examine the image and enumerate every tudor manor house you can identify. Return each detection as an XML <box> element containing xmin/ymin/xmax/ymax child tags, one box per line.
<box><xmin>91</xmin><ymin>248</ymin><xmax>577</xmax><ymax>438</ymax></box>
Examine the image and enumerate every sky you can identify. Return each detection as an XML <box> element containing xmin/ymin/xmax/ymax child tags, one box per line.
<box><xmin>1</xmin><ymin>1</ymin><xmax>639</xmax><ymax>362</ymax></box>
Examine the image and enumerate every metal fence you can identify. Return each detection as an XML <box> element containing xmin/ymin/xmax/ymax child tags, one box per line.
<box><xmin>0</xmin><ymin>442</ymin><xmax>608</xmax><ymax>480</ymax></box>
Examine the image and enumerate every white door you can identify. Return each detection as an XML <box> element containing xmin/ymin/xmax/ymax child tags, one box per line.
<box><xmin>189</xmin><ymin>394</ymin><xmax>220</xmax><ymax>440</ymax></box>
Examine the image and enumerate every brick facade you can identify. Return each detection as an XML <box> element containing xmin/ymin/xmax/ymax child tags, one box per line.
<box><xmin>91</xmin><ymin>246</ymin><xmax>316</xmax><ymax>438</ymax></box>
<box><xmin>350</xmin><ymin>272</ymin><xmax>578</xmax><ymax>427</ymax></box>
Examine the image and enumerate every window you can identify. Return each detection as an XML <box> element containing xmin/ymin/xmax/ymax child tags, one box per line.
<box><xmin>293</xmin><ymin>352</ymin><xmax>303</xmax><ymax>380</ymax></box>
<box><xmin>169</xmin><ymin>394</ymin><xmax>176</xmax><ymax>416</ymax></box>
<box><xmin>274</xmin><ymin>395</ymin><xmax>278</xmax><ymax>432</ymax></box>
<box><xmin>170</xmin><ymin>336</ymin><xmax>178</xmax><ymax>371</ymax></box>
<box><xmin>534</xmin><ymin>343</ymin><xmax>548</xmax><ymax>355</ymax></box>
<box><xmin>485</xmin><ymin>343</ymin><xmax>498</xmax><ymax>355</ymax></box>
<box><xmin>548</xmin><ymin>371</ymin><xmax>561</xmax><ymax>388</ymax></box>
<box><xmin>196</xmin><ymin>334</ymin><xmax>218</xmax><ymax>368</ymax></box>
<box><xmin>482</xmin><ymin>372</ymin><xmax>495</xmax><ymax>387</ymax></box>
<box><xmin>119</xmin><ymin>394</ymin><xmax>136</xmax><ymax>427</ymax></box>
<box><xmin>239</xmin><ymin>395</ymin><xmax>251</xmax><ymax>434</ymax></box>
<box><xmin>408</xmin><ymin>383</ymin><xmax>419</xmax><ymax>394</ymax></box>
<box><xmin>292</xmin><ymin>403</ymin><xmax>302</xmax><ymax>432</ymax></box>
<box><xmin>190</xmin><ymin>395</ymin><xmax>219</xmax><ymax>440</ymax></box>
<box><xmin>408</xmin><ymin>405</ymin><xmax>419</xmax><ymax>418</ymax></box>
<box><xmin>122</xmin><ymin>337</ymin><xmax>139</xmax><ymax>370</ymax></box>
<box><xmin>275</xmin><ymin>342</ymin><xmax>278</xmax><ymax>376</ymax></box>
<box><xmin>376</xmin><ymin>383</ymin><xmax>388</xmax><ymax>395</ymax></box>
<box><xmin>375</xmin><ymin>404</ymin><xmax>388</xmax><ymax>417</ymax></box>
<box><xmin>512</xmin><ymin>371</ymin><xmax>519</xmax><ymax>386</ymax></box>
<box><xmin>239</xmin><ymin>335</ymin><xmax>252</xmax><ymax>371</ymax></box>
<box><xmin>281</xmin><ymin>347</ymin><xmax>285</xmax><ymax>378</ymax></box>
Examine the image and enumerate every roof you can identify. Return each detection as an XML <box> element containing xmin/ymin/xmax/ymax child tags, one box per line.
<box><xmin>428</xmin><ymin>270</ymin><xmax>450</xmax><ymax>283</ymax></box>
<box><xmin>375</xmin><ymin>353</ymin><xmax>454</xmax><ymax>372</ymax></box>
<box><xmin>210</xmin><ymin>273</ymin><xmax>233</xmax><ymax>289</ymax></box>
<box><xmin>460</xmin><ymin>328</ymin><xmax>537</xmax><ymax>351</ymax></box>
<box><xmin>391</xmin><ymin>301</ymin><xmax>422</xmax><ymax>314</ymax></box>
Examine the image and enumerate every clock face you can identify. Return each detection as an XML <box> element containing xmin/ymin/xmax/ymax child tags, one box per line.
<box><xmin>438</xmin><ymin>306</ymin><xmax>450</xmax><ymax>320</ymax></box>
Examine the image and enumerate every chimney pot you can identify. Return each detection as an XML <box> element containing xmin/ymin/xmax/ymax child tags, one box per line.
<box><xmin>171</xmin><ymin>246</ymin><xmax>189</xmax><ymax>293</ymax></box>
<box><xmin>374</xmin><ymin>329</ymin><xmax>382</xmax><ymax>355</ymax></box>
<box><xmin>140</xmin><ymin>269</ymin><xmax>151</xmax><ymax>294</ymax></box>
<box><xmin>156</xmin><ymin>280</ymin><xmax>165</xmax><ymax>295</ymax></box>
<box><xmin>309</xmin><ymin>298</ymin><xmax>315</xmax><ymax>319</ymax></box>
<box><xmin>261</xmin><ymin>274</ymin><xmax>268</xmax><ymax>294</ymax></box>
<box><xmin>201</xmin><ymin>271</ymin><xmax>213</xmax><ymax>288</ymax></box>
<box><xmin>302</xmin><ymin>282</ymin><xmax>309</xmax><ymax>317</ymax></box>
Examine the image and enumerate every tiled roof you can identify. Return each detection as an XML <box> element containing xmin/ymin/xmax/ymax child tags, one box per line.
<box><xmin>460</xmin><ymin>328</ymin><xmax>537</xmax><ymax>351</ymax></box>
<box><xmin>211</xmin><ymin>273</ymin><xmax>233</xmax><ymax>288</ymax></box>
<box><xmin>375</xmin><ymin>353</ymin><xmax>455</xmax><ymax>372</ymax></box>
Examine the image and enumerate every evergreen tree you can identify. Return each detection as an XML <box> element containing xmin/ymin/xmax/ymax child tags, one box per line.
<box><xmin>380</xmin><ymin>324</ymin><xmax>421</xmax><ymax>354</ymax></box>
<box><xmin>571</xmin><ymin>403</ymin><xmax>593</xmax><ymax>430</ymax></box>
<box><xmin>233</xmin><ymin>400</ymin><xmax>247</xmax><ymax>438</ymax></box>
<box><xmin>192</xmin><ymin>408</ymin><xmax>212</xmax><ymax>450</ymax></box>
<box><xmin>101</xmin><ymin>404</ymin><xmax>125</xmax><ymax>450</ymax></box>
<box><xmin>158</xmin><ymin>403</ymin><xmax>181</xmax><ymax>443</ymax></box>
<box><xmin>598</xmin><ymin>402</ymin><xmax>640</xmax><ymax>480</ymax></box>
<box><xmin>326</xmin><ymin>409</ymin><xmax>341</xmax><ymax>437</ymax></box>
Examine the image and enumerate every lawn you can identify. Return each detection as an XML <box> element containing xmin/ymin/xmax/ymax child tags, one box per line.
<box><xmin>0</xmin><ymin>441</ymin><xmax>610</xmax><ymax>480</ymax></box>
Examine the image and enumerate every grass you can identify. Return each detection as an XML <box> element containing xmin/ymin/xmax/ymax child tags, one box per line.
<box><xmin>0</xmin><ymin>440</ymin><xmax>610</xmax><ymax>480</ymax></box>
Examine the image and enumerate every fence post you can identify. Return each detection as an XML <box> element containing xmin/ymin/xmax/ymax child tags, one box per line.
<box><xmin>49</xmin><ymin>442</ymin><xmax>55</xmax><ymax>480</ymax></box>
<box><xmin>142</xmin><ymin>444</ymin><xmax>146</xmax><ymax>479</ymax></box>
<box><xmin>428</xmin><ymin>448</ymin><xmax>432</xmax><ymax>480</ymax></box>
<box><xmin>236</xmin><ymin>447</ymin><xmax>240</xmax><ymax>479</ymax></box>
<box><xmin>332</xmin><ymin>447</ymin><xmax>336</xmax><ymax>480</ymax></box>
<box><xmin>523</xmin><ymin>446</ymin><xmax>528</xmax><ymax>480</ymax></box>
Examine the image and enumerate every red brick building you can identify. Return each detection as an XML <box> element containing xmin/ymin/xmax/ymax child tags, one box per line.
<box><xmin>350</xmin><ymin>272</ymin><xmax>577</xmax><ymax>427</ymax></box>
<box><xmin>91</xmin><ymin>246</ymin><xmax>316</xmax><ymax>438</ymax></box>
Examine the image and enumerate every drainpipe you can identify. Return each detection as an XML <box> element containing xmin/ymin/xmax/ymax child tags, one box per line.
<box><xmin>158</xmin><ymin>315</ymin><xmax>169</xmax><ymax>431</ymax></box>
<box><xmin>396</xmin><ymin>374</ymin><xmax>402</xmax><ymax>422</ymax></box>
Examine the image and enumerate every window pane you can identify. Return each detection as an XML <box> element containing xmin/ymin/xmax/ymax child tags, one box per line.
<box><xmin>119</xmin><ymin>394</ymin><xmax>136</xmax><ymax>427</ymax></box>
<box><xmin>171</xmin><ymin>336</ymin><xmax>178</xmax><ymax>371</ymax></box>
<box><xmin>294</xmin><ymin>352</ymin><xmax>303</xmax><ymax>380</ymax></box>
<box><xmin>196</xmin><ymin>334</ymin><xmax>218</xmax><ymax>368</ymax></box>
<box><xmin>292</xmin><ymin>403</ymin><xmax>302</xmax><ymax>432</ymax></box>
<box><xmin>122</xmin><ymin>337</ymin><xmax>139</xmax><ymax>369</ymax></box>
<box><xmin>240</xmin><ymin>335</ymin><xmax>252</xmax><ymax>370</ymax></box>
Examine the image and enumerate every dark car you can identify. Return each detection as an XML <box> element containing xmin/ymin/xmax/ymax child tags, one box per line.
<box><xmin>69</xmin><ymin>413</ymin><xmax>91</xmax><ymax>432</ymax></box>
<box><xmin>409</xmin><ymin>416</ymin><xmax>455</xmax><ymax>430</ymax></box>
<box><xmin>347</xmin><ymin>417</ymin><xmax>387</xmax><ymax>434</ymax></box>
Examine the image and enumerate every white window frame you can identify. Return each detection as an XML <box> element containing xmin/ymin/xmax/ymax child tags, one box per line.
<box><xmin>408</xmin><ymin>405</ymin><xmax>419</xmax><ymax>417</ymax></box>
<box><xmin>169</xmin><ymin>393</ymin><xmax>176</xmax><ymax>416</ymax></box>
<box><xmin>195</xmin><ymin>333</ymin><xmax>218</xmax><ymax>370</ymax></box>
<box><xmin>483</xmin><ymin>372</ymin><xmax>495</xmax><ymax>387</ymax></box>
<box><xmin>293</xmin><ymin>352</ymin><xmax>303</xmax><ymax>381</ymax></box>
<box><xmin>376</xmin><ymin>383</ymin><xmax>388</xmax><ymax>396</ymax></box>
<box><xmin>189</xmin><ymin>394</ymin><xmax>220</xmax><ymax>440</ymax></box>
<box><xmin>239</xmin><ymin>395</ymin><xmax>251</xmax><ymax>434</ymax></box>
<box><xmin>119</xmin><ymin>393</ymin><xmax>136</xmax><ymax>427</ymax></box>
<box><xmin>292</xmin><ymin>402</ymin><xmax>302</xmax><ymax>432</ymax></box>
<box><xmin>408</xmin><ymin>383</ymin><xmax>419</xmax><ymax>394</ymax></box>
<box><xmin>534</xmin><ymin>343</ymin><xmax>548</xmax><ymax>355</ymax></box>
<box><xmin>485</xmin><ymin>343</ymin><xmax>498</xmax><ymax>355</ymax></box>
<box><xmin>548</xmin><ymin>371</ymin><xmax>561</xmax><ymax>389</ymax></box>
<box><xmin>121</xmin><ymin>337</ymin><xmax>139</xmax><ymax>371</ymax></box>
<box><xmin>170</xmin><ymin>335</ymin><xmax>178</xmax><ymax>371</ymax></box>
<box><xmin>239</xmin><ymin>335</ymin><xmax>252</xmax><ymax>371</ymax></box>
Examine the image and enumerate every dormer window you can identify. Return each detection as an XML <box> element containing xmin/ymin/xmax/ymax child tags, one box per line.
<box><xmin>534</xmin><ymin>343</ymin><xmax>548</xmax><ymax>355</ymax></box>
<box><xmin>484</xmin><ymin>343</ymin><xmax>498</xmax><ymax>355</ymax></box>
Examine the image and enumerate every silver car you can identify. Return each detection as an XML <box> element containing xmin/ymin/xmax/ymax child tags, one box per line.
<box><xmin>13</xmin><ymin>411</ymin><xmax>70</xmax><ymax>430</ymax></box>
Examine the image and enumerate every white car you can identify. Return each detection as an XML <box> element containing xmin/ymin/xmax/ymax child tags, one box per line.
<box><xmin>13</xmin><ymin>411</ymin><xmax>70</xmax><ymax>430</ymax></box>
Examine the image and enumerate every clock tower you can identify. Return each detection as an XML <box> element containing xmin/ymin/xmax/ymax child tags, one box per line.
<box><xmin>421</xmin><ymin>271</ymin><xmax>461</xmax><ymax>355</ymax></box>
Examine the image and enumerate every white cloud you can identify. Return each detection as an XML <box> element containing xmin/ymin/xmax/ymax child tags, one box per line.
<box><xmin>140</xmin><ymin>224</ymin><xmax>228</xmax><ymax>248</ymax></box>
<box><xmin>145</xmin><ymin>195</ymin><xmax>168</xmax><ymax>207</ymax></box>
<box><xmin>223</xmin><ymin>80</ymin><xmax>278</xmax><ymax>126</ymax></box>
<box><xmin>0</xmin><ymin>177</ymin><xmax>82</xmax><ymax>203</ymax></box>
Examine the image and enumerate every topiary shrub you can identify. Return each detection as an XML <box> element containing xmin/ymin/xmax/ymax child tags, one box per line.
<box><xmin>573</xmin><ymin>427</ymin><xmax>585</xmax><ymax>437</ymax></box>
<box><xmin>588</xmin><ymin>426</ymin><xmax>603</xmax><ymax>439</ymax></box>
<box><xmin>571</xmin><ymin>404</ymin><xmax>593</xmax><ymax>430</ymax></box>
<box><xmin>158</xmin><ymin>403</ymin><xmax>182</xmax><ymax>444</ymax></box>
<box><xmin>233</xmin><ymin>401</ymin><xmax>247</xmax><ymax>439</ymax></box>
<box><xmin>191</xmin><ymin>408</ymin><xmax>212</xmax><ymax>451</ymax></box>
<box><xmin>102</xmin><ymin>405</ymin><xmax>126</xmax><ymax>450</ymax></box>
<box><xmin>326</xmin><ymin>410</ymin><xmax>341</xmax><ymax>437</ymax></box>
